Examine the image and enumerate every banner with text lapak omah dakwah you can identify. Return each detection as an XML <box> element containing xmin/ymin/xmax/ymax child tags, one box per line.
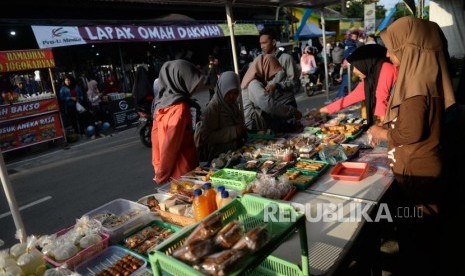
<box><xmin>31</xmin><ymin>24</ymin><xmax>259</xmax><ymax>49</ymax></box>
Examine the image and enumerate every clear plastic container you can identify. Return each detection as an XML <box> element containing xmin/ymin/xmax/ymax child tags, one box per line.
<box><xmin>83</xmin><ymin>199</ymin><xmax>150</xmax><ymax>244</ymax></box>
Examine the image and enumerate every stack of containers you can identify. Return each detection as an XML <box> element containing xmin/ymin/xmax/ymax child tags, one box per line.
<box><xmin>83</xmin><ymin>198</ymin><xmax>151</xmax><ymax>245</ymax></box>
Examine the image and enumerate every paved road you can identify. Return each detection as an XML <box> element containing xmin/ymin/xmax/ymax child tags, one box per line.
<box><xmin>0</xmin><ymin>85</ymin><xmax>340</xmax><ymax>248</ymax></box>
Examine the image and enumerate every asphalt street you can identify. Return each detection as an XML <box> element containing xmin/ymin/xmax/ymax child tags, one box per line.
<box><xmin>0</xmin><ymin>85</ymin><xmax>340</xmax><ymax>249</ymax></box>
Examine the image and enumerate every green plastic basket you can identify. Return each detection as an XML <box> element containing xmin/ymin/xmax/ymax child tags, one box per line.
<box><xmin>247</xmin><ymin>255</ymin><xmax>305</xmax><ymax>276</ymax></box>
<box><xmin>149</xmin><ymin>194</ymin><xmax>308</xmax><ymax>276</ymax></box>
<box><xmin>210</xmin><ymin>168</ymin><xmax>257</xmax><ymax>192</ymax></box>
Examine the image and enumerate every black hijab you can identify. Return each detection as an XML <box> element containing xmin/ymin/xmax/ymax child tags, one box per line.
<box><xmin>155</xmin><ymin>59</ymin><xmax>204</xmax><ymax>110</ymax></box>
<box><xmin>132</xmin><ymin>66</ymin><xmax>153</xmax><ymax>107</ymax></box>
<box><xmin>347</xmin><ymin>44</ymin><xmax>388</xmax><ymax>126</ymax></box>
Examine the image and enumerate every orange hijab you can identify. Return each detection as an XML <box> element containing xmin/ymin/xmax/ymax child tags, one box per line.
<box><xmin>240</xmin><ymin>54</ymin><xmax>282</xmax><ymax>89</ymax></box>
<box><xmin>380</xmin><ymin>16</ymin><xmax>455</xmax><ymax>123</ymax></box>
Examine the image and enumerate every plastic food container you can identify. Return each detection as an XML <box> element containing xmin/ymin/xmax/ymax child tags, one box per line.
<box><xmin>75</xmin><ymin>245</ymin><xmax>147</xmax><ymax>275</ymax></box>
<box><xmin>83</xmin><ymin>199</ymin><xmax>151</xmax><ymax>244</ymax></box>
<box><xmin>330</xmin><ymin>162</ymin><xmax>369</xmax><ymax>181</ymax></box>
<box><xmin>43</xmin><ymin>226</ymin><xmax>110</xmax><ymax>270</ymax></box>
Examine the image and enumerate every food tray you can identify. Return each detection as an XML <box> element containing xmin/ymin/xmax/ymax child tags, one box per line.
<box><xmin>330</xmin><ymin>162</ymin><xmax>369</xmax><ymax>181</ymax></box>
<box><xmin>149</xmin><ymin>194</ymin><xmax>307</xmax><ymax>276</ymax></box>
<box><xmin>118</xmin><ymin>220</ymin><xmax>181</xmax><ymax>259</ymax></box>
<box><xmin>43</xmin><ymin>226</ymin><xmax>110</xmax><ymax>270</ymax></box>
<box><xmin>83</xmin><ymin>199</ymin><xmax>151</xmax><ymax>244</ymax></box>
<box><xmin>210</xmin><ymin>168</ymin><xmax>257</xmax><ymax>192</ymax></box>
<box><xmin>75</xmin><ymin>245</ymin><xmax>147</xmax><ymax>275</ymax></box>
<box><xmin>283</xmin><ymin>172</ymin><xmax>318</xmax><ymax>191</ymax></box>
<box><xmin>288</xmin><ymin>159</ymin><xmax>329</xmax><ymax>176</ymax></box>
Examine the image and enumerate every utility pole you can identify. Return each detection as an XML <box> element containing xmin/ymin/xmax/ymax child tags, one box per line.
<box><xmin>418</xmin><ymin>0</ymin><xmax>424</xmax><ymax>19</ymax></box>
<box><xmin>341</xmin><ymin>0</ymin><xmax>347</xmax><ymax>15</ymax></box>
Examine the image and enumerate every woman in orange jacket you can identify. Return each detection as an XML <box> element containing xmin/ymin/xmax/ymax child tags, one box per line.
<box><xmin>152</xmin><ymin>59</ymin><xmax>205</xmax><ymax>185</ymax></box>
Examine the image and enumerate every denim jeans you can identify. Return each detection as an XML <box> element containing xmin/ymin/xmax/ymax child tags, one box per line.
<box><xmin>336</xmin><ymin>73</ymin><xmax>353</xmax><ymax>98</ymax></box>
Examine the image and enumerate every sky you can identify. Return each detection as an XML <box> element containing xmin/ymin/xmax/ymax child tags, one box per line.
<box><xmin>378</xmin><ymin>0</ymin><xmax>430</xmax><ymax>10</ymax></box>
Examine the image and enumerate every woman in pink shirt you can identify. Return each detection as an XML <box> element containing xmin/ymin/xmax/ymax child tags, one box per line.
<box><xmin>300</xmin><ymin>46</ymin><xmax>317</xmax><ymax>74</ymax></box>
<box><xmin>320</xmin><ymin>44</ymin><xmax>398</xmax><ymax>126</ymax></box>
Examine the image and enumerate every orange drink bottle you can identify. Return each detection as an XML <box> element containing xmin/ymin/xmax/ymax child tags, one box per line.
<box><xmin>193</xmin><ymin>189</ymin><xmax>210</xmax><ymax>222</ymax></box>
<box><xmin>202</xmin><ymin>183</ymin><xmax>217</xmax><ymax>212</ymax></box>
<box><xmin>216</xmin><ymin>186</ymin><xmax>225</xmax><ymax>209</ymax></box>
<box><xmin>219</xmin><ymin>190</ymin><xmax>233</xmax><ymax>208</ymax></box>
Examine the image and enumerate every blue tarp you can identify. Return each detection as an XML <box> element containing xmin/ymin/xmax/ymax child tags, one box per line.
<box><xmin>298</xmin><ymin>23</ymin><xmax>336</xmax><ymax>39</ymax></box>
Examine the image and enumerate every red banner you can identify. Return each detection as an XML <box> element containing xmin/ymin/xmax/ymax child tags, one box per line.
<box><xmin>0</xmin><ymin>113</ymin><xmax>64</xmax><ymax>153</ymax></box>
<box><xmin>0</xmin><ymin>49</ymin><xmax>55</xmax><ymax>73</ymax></box>
<box><xmin>0</xmin><ymin>98</ymin><xmax>60</xmax><ymax>122</ymax></box>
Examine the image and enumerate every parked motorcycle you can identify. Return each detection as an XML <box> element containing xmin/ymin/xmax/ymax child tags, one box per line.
<box><xmin>137</xmin><ymin>109</ymin><xmax>152</xmax><ymax>148</ymax></box>
<box><xmin>301</xmin><ymin>71</ymin><xmax>323</xmax><ymax>96</ymax></box>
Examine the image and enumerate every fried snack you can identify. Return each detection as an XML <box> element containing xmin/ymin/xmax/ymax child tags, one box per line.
<box><xmin>147</xmin><ymin>196</ymin><xmax>159</xmax><ymax>209</ymax></box>
<box><xmin>124</xmin><ymin>233</ymin><xmax>145</xmax><ymax>249</ymax></box>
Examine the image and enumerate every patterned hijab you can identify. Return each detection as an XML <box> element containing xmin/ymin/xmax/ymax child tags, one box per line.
<box><xmin>155</xmin><ymin>59</ymin><xmax>204</xmax><ymax>110</ymax></box>
<box><xmin>380</xmin><ymin>16</ymin><xmax>455</xmax><ymax>123</ymax></box>
<box><xmin>347</xmin><ymin>44</ymin><xmax>388</xmax><ymax>126</ymax></box>
<box><xmin>241</xmin><ymin>54</ymin><xmax>282</xmax><ymax>89</ymax></box>
<box><xmin>210</xmin><ymin>71</ymin><xmax>241</xmax><ymax>121</ymax></box>
<box><xmin>87</xmin><ymin>80</ymin><xmax>99</xmax><ymax>97</ymax></box>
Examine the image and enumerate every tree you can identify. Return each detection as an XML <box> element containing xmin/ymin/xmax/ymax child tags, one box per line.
<box><xmin>331</xmin><ymin>0</ymin><xmax>387</xmax><ymax>19</ymax></box>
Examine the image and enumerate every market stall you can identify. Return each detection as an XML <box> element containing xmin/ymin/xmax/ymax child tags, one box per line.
<box><xmin>0</xmin><ymin>48</ymin><xmax>65</xmax><ymax>153</ymax></box>
<box><xmin>0</xmin><ymin>107</ymin><xmax>395</xmax><ymax>275</ymax></box>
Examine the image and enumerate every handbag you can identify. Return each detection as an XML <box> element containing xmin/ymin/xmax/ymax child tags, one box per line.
<box><xmin>76</xmin><ymin>101</ymin><xmax>86</xmax><ymax>113</ymax></box>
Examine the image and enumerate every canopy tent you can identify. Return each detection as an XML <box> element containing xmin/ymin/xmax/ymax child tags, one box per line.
<box><xmin>298</xmin><ymin>22</ymin><xmax>336</xmax><ymax>39</ymax></box>
<box><xmin>2</xmin><ymin>0</ymin><xmax>341</xmax><ymax>244</ymax></box>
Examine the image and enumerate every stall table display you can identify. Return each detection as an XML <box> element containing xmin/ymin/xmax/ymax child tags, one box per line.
<box><xmin>149</xmin><ymin>194</ymin><xmax>309</xmax><ymax>276</ymax></box>
<box><xmin>0</xmin><ymin>49</ymin><xmax>65</xmax><ymax>152</ymax></box>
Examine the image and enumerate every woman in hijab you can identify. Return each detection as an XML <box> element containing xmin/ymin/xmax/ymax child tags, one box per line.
<box><xmin>194</xmin><ymin>71</ymin><xmax>247</xmax><ymax>162</ymax></box>
<box><xmin>368</xmin><ymin>17</ymin><xmax>455</xmax><ymax>275</ymax></box>
<box><xmin>132</xmin><ymin>66</ymin><xmax>154</xmax><ymax>114</ymax></box>
<box><xmin>241</xmin><ymin>54</ymin><xmax>302</xmax><ymax>132</ymax></box>
<box><xmin>320</xmin><ymin>44</ymin><xmax>398</xmax><ymax>126</ymax></box>
<box><xmin>152</xmin><ymin>59</ymin><xmax>205</xmax><ymax>185</ymax></box>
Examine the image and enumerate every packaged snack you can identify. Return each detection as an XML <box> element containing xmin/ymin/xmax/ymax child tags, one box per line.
<box><xmin>232</xmin><ymin>225</ymin><xmax>269</xmax><ymax>252</ymax></box>
<box><xmin>185</xmin><ymin>213</ymin><xmax>223</xmax><ymax>244</ymax></box>
<box><xmin>214</xmin><ymin>221</ymin><xmax>244</xmax><ymax>249</ymax></box>
<box><xmin>200</xmin><ymin>249</ymin><xmax>247</xmax><ymax>276</ymax></box>
<box><xmin>172</xmin><ymin>238</ymin><xmax>214</xmax><ymax>264</ymax></box>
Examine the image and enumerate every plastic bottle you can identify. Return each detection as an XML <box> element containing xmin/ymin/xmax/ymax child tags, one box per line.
<box><xmin>219</xmin><ymin>190</ymin><xmax>233</xmax><ymax>208</ymax></box>
<box><xmin>216</xmin><ymin>186</ymin><xmax>226</xmax><ymax>209</ymax></box>
<box><xmin>193</xmin><ymin>189</ymin><xmax>210</xmax><ymax>222</ymax></box>
<box><xmin>202</xmin><ymin>183</ymin><xmax>217</xmax><ymax>212</ymax></box>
